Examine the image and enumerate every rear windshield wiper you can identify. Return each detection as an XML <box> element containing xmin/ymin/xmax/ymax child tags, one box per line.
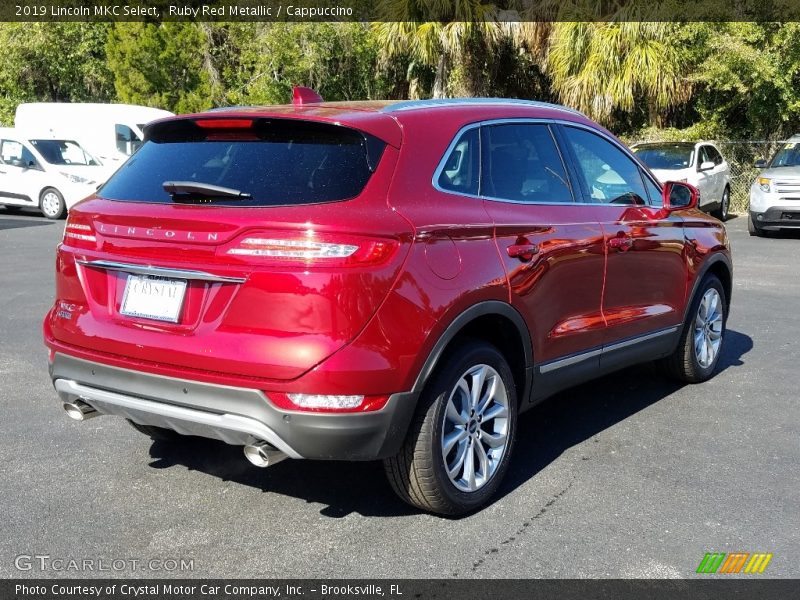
<box><xmin>163</xmin><ymin>181</ymin><xmax>252</xmax><ymax>201</ymax></box>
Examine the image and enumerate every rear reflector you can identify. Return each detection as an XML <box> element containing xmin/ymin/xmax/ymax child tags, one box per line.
<box><xmin>267</xmin><ymin>392</ymin><xmax>390</xmax><ymax>413</ymax></box>
<box><xmin>289</xmin><ymin>394</ymin><xmax>363</xmax><ymax>409</ymax></box>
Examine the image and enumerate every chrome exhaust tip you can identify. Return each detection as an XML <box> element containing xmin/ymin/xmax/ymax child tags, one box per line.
<box><xmin>63</xmin><ymin>399</ymin><xmax>99</xmax><ymax>421</ymax></box>
<box><xmin>244</xmin><ymin>441</ymin><xmax>288</xmax><ymax>468</ymax></box>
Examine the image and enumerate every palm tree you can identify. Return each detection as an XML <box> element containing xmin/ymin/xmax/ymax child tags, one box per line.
<box><xmin>373</xmin><ymin>0</ymin><xmax>505</xmax><ymax>98</ymax></box>
<box><xmin>546</xmin><ymin>20</ymin><xmax>689</xmax><ymax>125</ymax></box>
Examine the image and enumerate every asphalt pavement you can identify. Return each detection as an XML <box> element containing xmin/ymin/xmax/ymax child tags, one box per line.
<box><xmin>0</xmin><ymin>207</ymin><xmax>797</xmax><ymax>579</ymax></box>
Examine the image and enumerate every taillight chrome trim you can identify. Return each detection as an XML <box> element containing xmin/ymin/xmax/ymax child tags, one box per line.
<box><xmin>75</xmin><ymin>259</ymin><xmax>246</xmax><ymax>283</ymax></box>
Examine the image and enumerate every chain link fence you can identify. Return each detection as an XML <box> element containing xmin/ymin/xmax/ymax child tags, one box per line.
<box><xmin>631</xmin><ymin>139</ymin><xmax>787</xmax><ymax>214</ymax></box>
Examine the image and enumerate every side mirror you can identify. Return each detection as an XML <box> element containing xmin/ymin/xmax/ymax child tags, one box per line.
<box><xmin>755</xmin><ymin>158</ymin><xmax>767</xmax><ymax>168</ymax></box>
<box><xmin>699</xmin><ymin>160</ymin><xmax>715</xmax><ymax>171</ymax></box>
<box><xmin>662</xmin><ymin>181</ymin><xmax>699</xmax><ymax>211</ymax></box>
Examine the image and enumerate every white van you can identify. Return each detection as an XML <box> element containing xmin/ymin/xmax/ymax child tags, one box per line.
<box><xmin>15</xmin><ymin>103</ymin><xmax>173</xmax><ymax>173</ymax></box>
<box><xmin>0</xmin><ymin>127</ymin><xmax>104</xmax><ymax>218</ymax></box>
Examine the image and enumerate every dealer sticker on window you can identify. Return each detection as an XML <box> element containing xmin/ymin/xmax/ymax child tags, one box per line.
<box><xmin>120</xmin><ymin>274</ymin><xmax>187</xmax><ymax>323</ymax></box>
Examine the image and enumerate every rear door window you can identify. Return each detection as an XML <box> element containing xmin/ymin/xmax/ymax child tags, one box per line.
<box><xmin>0</xmin><ymin>140</ymin><xmax>38</xmax><ymax>168</ymax></box>
<box><xmin>99</xmin><ymin>119</ymin><xmax>386</xmax><ymax>207</ymax></box>
<box><xmin>481</xmin><ymin>123</ymin><xmax>573</xmax><ymax>203</ymax></box>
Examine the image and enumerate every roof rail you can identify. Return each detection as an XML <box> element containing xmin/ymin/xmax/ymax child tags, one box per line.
<box><xmin>381</xmin><ymin>98</ymin><xmax>586</xmax><ymax>117</ymax></box>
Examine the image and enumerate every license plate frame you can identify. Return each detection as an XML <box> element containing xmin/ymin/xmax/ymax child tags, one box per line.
<box><xmin>120</xmin><ymin>274</ymin><xmax>188</xmax><ymax>323</ymax></box>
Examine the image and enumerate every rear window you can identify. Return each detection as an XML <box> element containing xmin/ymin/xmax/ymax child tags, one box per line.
<box><xmin>99</xmin><ymin>119</ymin><xmax>386</xmax><ymax>207</ymax></box>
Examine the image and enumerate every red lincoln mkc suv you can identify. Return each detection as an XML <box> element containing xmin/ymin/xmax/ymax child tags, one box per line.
<box><xmin>44</xmin><ymin>89</ymin><xmax>732</xmax><ymax>515</ymax></box>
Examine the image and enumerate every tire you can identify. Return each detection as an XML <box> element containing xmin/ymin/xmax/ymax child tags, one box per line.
<box><xmin>384</xmin><ymin>340</ymin><xmax>518</xmax><ymax>515</ymax></box>
<box><xmin>659</xmin><ymin>274</ymin><xmax>726</xmax><ymax>383</ymax></box>
<box><xmin>39</xmin><ymin>187</ymin><xmax>66</xmax><ymax>220</ymax></box>
<box><xmin>747</xmin><ymin>214</ymin><xmax>767</xmax><ymax>237</ymax></box>
<box><xmin>712</xmin><ymin>186</ymin><xmax>730</xmax><ymax>221</ymax></box>
<box><xmin>127</xmin><ymin>419</ymin><xmax>183</xmax><ymax>442</ymax></box>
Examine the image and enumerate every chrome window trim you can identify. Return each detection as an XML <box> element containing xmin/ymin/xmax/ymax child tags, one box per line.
<box><xmin>431</xmin><ymin>118</ymin><xmax>663</xmax><ymax>207</ymax></box>
<box><xmin>76</xmin><ymin>259</ymin><xmax>247</xmax><ymax>284</ymax></box>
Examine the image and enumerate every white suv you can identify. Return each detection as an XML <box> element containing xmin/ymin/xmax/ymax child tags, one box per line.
<box><xmin>749</xmin><ymin>135</ymin><xmax>800</xmax><ymax>236</ymax></box>
<box><xmin>632</xmin><ymin>141</ymin><xmax>731</xmax><ymax>220</ymax></box>
<box><xmin>0</xmin><ymin>128</ymin><xmax>103</xmax><ymax>219</ymax></box>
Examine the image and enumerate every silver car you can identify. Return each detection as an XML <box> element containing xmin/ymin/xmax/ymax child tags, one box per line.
<box><xmin>750</xmin><ymin>135</ymin><xmax>800</xmax><ymax>236</ymax></box>
<box><xmin>632</xmin><ymin>141</ymin><xmax>731</xmax><ymax>221</ymax></box>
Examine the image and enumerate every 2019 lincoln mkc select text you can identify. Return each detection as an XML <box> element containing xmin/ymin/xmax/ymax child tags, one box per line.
<box><xmin>44</xmin><ymin>89</ymin><xmax>732</xmax><ymax>514</ymax></box>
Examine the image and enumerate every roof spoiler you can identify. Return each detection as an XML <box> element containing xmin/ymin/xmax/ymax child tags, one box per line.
<box><xmin>292</xmin><ymin>86</ymin><xmax>323</xmax><ymax>106</ymax></box>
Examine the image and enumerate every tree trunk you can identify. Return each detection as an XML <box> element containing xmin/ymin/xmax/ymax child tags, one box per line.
<box><xmin>647</xmin><ymin>99</ymin><xmax>664</xmax><ymax>128</ymax></box>
<box><xmin>199</xmin><ymin>23</ymin><xmax>223</xmax><ymax>105</ymax></box>
<box><xmin>432</xmin><ymin>53</ymin><xmax>449</xmax><ymax>99</ymax></box>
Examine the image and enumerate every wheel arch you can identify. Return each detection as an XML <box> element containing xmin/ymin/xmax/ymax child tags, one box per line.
<box><xmin>685</xmin><ymin>253</ymin><xmax>733</xmax><ymax>322</ymax></box>
<box><xmin>411</xmin><ymin>301</ymin><xmax>533</xmax><ymax>407</ymax></box>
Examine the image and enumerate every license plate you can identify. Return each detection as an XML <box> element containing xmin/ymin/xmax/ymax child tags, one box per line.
<box><xmin>120</xmin><ymin>274</ymin><xmax>187</xmax><ymax>323</ymax></box>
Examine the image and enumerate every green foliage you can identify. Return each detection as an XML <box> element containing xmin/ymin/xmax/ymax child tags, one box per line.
<box><xmin>680</xmin><ymin>23</ymin><xmax>800</xmax><ymax>139</ymax></box>
<box><xmin>3</xmin><ymin>19</ymin><xmax>800</xmax><ymax>142</ymax></box>
<box><xmin>228</xmin><ymin>23</ymin><xmax>389</xmax><ymax>106</ymax></box>
<box><xmin>626</xmin><ymin>122</ymin><xmax>728</xmax><ymax>145</ymax></box>
<box><xmin>547</xmin><ymin>22</ymin><xmax>688</xmax><ymax>126</ymax></box>
<box><xmin>0</xmin><ymin>23</ymin><xmax>114</xmax><ymax>125</ymax></box>
<box><xmin>106</xmin><ymin>23</ymin><xmax>213</xmax><ymax>113</ymax></box>
<box><xmin>374</xmin><ymin>0</ymin><xmax>508</xmax><ymax>98</ymax></box>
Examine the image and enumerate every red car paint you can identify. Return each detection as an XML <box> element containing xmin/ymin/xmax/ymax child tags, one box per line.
<box><xmin>44</xmin><ymin>99</ymin><xmax>731</xmax><ymax>413</ymax></box>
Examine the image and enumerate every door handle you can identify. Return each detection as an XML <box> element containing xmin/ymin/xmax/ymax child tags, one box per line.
<box><xmin>506</xmin><ymin>242</ymin><xmax>539</xmax><ymax>261</ymax></box>
<box><xmin>607</xmin><ymin>236</ymin><xmax>633</xmax><ymax>251</ymax></box>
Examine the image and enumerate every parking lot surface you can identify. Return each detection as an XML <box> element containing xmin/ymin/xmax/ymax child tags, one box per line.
<box><xmin>0</xmin><ymin>208</ymin><xmax>797</xmax><ymax>578</ymax></box>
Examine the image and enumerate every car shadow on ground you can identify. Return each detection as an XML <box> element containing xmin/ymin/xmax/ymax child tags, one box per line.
<box><xmin>146</xmin><ymin>329</ymin><xmax>752</xmax><ymax>519</ymax></box>
<box><xmin>0</xmin><ymin>216</ymin><xmax>54</xmax><ymax>231</ymax></box>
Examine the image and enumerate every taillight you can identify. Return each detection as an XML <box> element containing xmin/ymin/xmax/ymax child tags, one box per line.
<box><xmin>63</xmin><ymin>215</ymin><xmax>97</xmax><ymax>248</ymax></box>
<box><xmin>229</xmin><ymin>238</ymin><xmax>358</xmax><ymax>259</ymax></box>
<box><xmin>266</xmin><ymin>392</ymin><xmax>390</xmax><ymax>413</ymax></box>
<box><xmin>220</xmin><ymin>231</ymin><xmax>397</xmax><ymax>267</ymax></box>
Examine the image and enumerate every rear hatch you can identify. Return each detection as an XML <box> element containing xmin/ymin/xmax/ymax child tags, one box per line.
<box><xmin>48</xmin><ymin>114</ymin><xmax>410</xmax><ymax>381</ymax></box>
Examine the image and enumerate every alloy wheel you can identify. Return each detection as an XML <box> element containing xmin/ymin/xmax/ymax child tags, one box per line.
<box><xmin>440</xmin><ymin>364</ymin><xmax>509</xmax><ymax>493</ymax></box>
<box><xmin>694</xmin><ymin>288</ymin><xmax>723</xmax><ymax>368</ymax></box>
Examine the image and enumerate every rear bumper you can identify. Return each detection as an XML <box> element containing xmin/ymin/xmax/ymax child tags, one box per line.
<box><xmin>750</xmin><ymin>208</ymin><xmax>800</xmax><ymax>230</ymax></box>
<box><xmin>49</xmin><ymin>353</ymin><xmax>417</xmax><ymax>461</ymax></box>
